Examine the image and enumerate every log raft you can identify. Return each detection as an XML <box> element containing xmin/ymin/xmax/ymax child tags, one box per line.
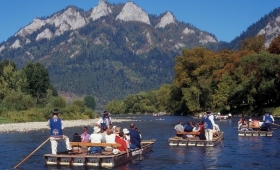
<box><xmin>44</xmin><ymin>140</ymin><xmax>155</xmax><ymax>168</ymax></box>
<box><xmin>168</xmin><ymin>131</ymin><xmax>224</xmax><ymax>147</ymax></box>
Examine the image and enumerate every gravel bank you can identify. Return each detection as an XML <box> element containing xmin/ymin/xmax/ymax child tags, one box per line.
<box><xmin>0</xmin><ymin>118</ymin><xmax>131</xmax><ymax>133</ymax></box>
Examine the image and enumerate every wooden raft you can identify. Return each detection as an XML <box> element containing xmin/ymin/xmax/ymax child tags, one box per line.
<box><xmin>169</xmin><ymin>132</ymin><xmax>224</xmax><ymax>147</ymax></box>
<box><xmin>44</xmin><ymin>141</ymin><xmax>155</xmax><ymax>168</ymax></box>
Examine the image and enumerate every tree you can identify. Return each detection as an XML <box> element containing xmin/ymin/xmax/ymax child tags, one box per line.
<box><xmin>0</xmin><ymin>65</ymin><xmax>26</xmax><ymax>100</ymax></box>
<box><xmin>22</xmin><ymin>62</ymin><xmax>51</xmax><ymax>103</ymax></box>
<box><xmin>241</xmin><ymin>35</ymin><xmax>265</xmax><ymax>53</ymax></box>
<box><xmin>84</xmin><ymin>95</ymin><xmax>96</xmax><ymax>110</ymax></box>
<box><xmin>267</xmin><ymin>34</ymin><xmax>280</xmax><ymax>54</ymax></box>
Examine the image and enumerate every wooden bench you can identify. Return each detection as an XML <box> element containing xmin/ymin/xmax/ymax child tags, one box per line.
<box><xmin>70</xmin><ymin>142</ymin><xmax>122</xmax><ymax>147</ymax></box>
<box><xmin>176</xmin><ymin>131</ymin><xmax>201</xmax><ymax>135</ymax></box>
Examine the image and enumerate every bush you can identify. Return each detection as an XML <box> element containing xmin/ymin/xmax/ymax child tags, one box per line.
<box><xmin>0</xmin><ymin>91</ymin><xmax>35</xmax><ymax>111</ymax></box>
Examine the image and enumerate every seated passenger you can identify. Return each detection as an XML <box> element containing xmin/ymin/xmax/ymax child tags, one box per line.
<box><xmin>104</xmin><ymin>128</ymin><xmax>116</xmax><ymax>152</ymax></box>
<box><xmin>72</xmin><ymin>133</ymin><xmax>82</xmax><ymax>142</ymax></box>
<box><xmin>115</xmin><ymin>131</ymin><xmax>129</xmax><ymax>157</ymax></box>
<box><xmin>238</xmin><ymin>118</ymin><xmax>248</xmax><ymax>131</ymax></box>
<box><xmin>184</xmin><ymin>121</ymin><xmax>194</xmax><ymax>132</ymax></box>
<box><xmin>88</xmin><ymin>126</ymin><xmax>103</xmax><ymax>154</ymax></box>
<box><xmin>213</xmin><ymin>124</ymin><xmax>220</xmax><ymax>137</ymax></box>
<box><xmin>80</xmin><ymin>126</ymin><xmax>90</xmax><ymax>142</ymax></box>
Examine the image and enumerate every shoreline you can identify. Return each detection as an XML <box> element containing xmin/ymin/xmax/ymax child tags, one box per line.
<box><xmin>0</xmin><ymin>118</ymin><xmax>131</xmax><ymax>133</ymax></box>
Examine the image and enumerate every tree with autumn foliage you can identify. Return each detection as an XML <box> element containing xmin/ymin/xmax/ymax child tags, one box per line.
<box><xmin>267</xmin><ymin>34</ymin><xmax>280</xmax><ymax>54</ymax></box>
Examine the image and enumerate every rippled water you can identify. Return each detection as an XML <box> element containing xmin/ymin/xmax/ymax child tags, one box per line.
<box><xmin>1</xmin><ymin>115</ymin><xmax>280</xmax><ymax>170</ymax></box>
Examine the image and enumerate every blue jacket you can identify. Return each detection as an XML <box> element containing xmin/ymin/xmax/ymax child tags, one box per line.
<box><xmin>264</xmin><ymin>114</ymin><xmax>273</xmax><ymax>123</ymax></box>
<box><xmin>204</xmin><ymin>114</ymin><xmax>214</xmax><ymax>129</ymax></box>
<box><xmin>49</xmin><ymin>117</ymin><xmax>63</xmax><ymax>137</ymax></box>
<box><xmin>129</xmin><ymin>129</ymin><xmax>141</xmax><ymax>148</ymax></box>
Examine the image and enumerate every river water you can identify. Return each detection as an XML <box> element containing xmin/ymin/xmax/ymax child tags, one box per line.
<box><xmin>1</xmin><ymin>115</ymin><xmax>280</xmax><ymax>170</ymax></box>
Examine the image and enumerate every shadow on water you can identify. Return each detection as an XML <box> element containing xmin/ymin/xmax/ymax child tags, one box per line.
<box><xmin>2</xmin><ymin>115</ymin><xmax>280</xmax><ymax>170</ymax></box>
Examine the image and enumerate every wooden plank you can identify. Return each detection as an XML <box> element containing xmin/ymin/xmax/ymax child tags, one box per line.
<box><xmin>70</xmin><ymin>142</ymin><xmax>121</xmax><ymax>147</ymax></box>
<box><xmin>176</xmin><ymin>131</ymin><xmax>200</xmax><ymax>135</ymax></box>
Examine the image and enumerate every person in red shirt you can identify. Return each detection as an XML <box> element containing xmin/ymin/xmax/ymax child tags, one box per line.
<box><xmin>116</xmin><ymin>131</ymin><xmax>129</xmax><ymax>158</ymax></box>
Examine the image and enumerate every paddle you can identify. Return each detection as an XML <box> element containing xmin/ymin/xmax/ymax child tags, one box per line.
<box><xmin>14</xmin><ymin>137</ymin><xmax>50</xmax><ymax>169</ymax></box>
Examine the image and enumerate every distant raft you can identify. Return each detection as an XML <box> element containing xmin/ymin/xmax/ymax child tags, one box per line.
<box><xmin>44</xmin><ymin>140</ymin><xmax>155</xmax><ymax>168</ymax></box>
<box><xmin>238</xmin><ymin>130</ymin><xmax>273</xmax><ymax>137</ymax></box>
<box><xmin>168</xmin><ymin>131</ymin><xmax>224</xmax><ymax>147</ymax></box>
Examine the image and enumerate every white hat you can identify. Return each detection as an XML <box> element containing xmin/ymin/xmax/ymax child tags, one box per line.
<box><xmin>249</xmin><ymin>119</ymin><xmax>252</xmax><ymax>122</ymax></box>
<box><xmin>123</xmin><ymin>128</ymin><xmax>129</xmax><ymax>134</ymax></box>
<box><xmin>93</xmin><ymin>126</ymin><xmax>101</xmax><ymax>133</ymax></box>
<box><xmin>112</xmin><ymin>149</ymin><xmax>120</xmax><ymax>155</ymax></box>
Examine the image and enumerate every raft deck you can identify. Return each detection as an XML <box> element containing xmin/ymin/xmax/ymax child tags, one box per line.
<box><xmin>238</xmin><ymin>130</ymin><xmax>273</xmax><ymax>137</ymax></box>
<box><xmin>168</xmin><ymin>131</ymin><xmax>224</xmax><ymax>147</ymax></box>
<box><xmin>44</xmin><ymin>141</ymin><xmax>154</xmax><ymax>168</ymax></box>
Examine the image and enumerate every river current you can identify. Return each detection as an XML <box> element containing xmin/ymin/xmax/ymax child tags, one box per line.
<box><xmin>1</xmin><ymin>115</ymin><xmax>280</xmax><ymax>170</ymax></box>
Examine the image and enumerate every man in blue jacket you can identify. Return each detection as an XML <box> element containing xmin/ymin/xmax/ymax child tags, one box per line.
<box><xmin>129</xmin><ymin>123</ymin><xmax>141</xmax><ymax>149</ymax></box>
<box><xmin>48</xmin><ymin>109</ymin><xmax>72</xmax><ymax>155</ymax></box>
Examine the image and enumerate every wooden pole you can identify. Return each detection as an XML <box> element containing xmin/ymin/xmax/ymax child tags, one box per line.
<box><xmin>14</xmin><ymin>137</ymin><xmax>50</xmax><ymax>169</ymax></box>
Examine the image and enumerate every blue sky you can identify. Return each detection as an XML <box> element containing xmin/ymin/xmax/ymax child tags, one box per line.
<box><xmin>0</xmin><ymin>0</ymin><xmax>279</xmax><ymax>43</ymax></box>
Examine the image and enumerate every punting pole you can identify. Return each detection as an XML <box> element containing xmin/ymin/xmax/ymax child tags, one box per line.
<box><xmin>14</xmin><ymin>137</ymin><xmax>50</xmax><ymax>169</ymax></box>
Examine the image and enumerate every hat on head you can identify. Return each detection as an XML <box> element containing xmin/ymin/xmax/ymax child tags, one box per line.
<box><xmin>206</xmin><ymin>111</ymin><xmax>211</xmax><ymax>114</ymax></box>
<box><xmin>93</xmin><ymin>126</ymin><xmax>101</xmax><ymax>133</ymax></box>
<box><xmin>53</xmin><ymin>109</ymin><xmax>59</xmax><ymax>114</ymax></box>
<box><xmin>123</xmin><ymin>128</ymin><xmax>129</xmax><ymax>134</ymax></box>
<box><xmin>103</xmin><ymin>111</ymin><xmax>108</xmax><ymax>115</ymax></box>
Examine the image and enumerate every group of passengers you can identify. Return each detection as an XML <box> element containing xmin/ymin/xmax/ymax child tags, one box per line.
<box><xmin>238</xmin><ymin>112</ymin><xmax>275</xmax><ymax>131</ymax></box>
<box><xmin>175</xmin><ymin>111</ymin><xmax>220</xmax><ymax>141</ymax></box>
<box><xmin>48</xmin><ymin>109</ymin><xmax>141</xmax><ymax>156</ymax></box>
<box><xmin>71</xmin><ymin>111</ymin><xmax>142</xmax><ymax>155</ymax></box>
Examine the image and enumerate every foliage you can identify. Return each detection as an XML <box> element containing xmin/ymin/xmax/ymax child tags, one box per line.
<box><xmin>84</xmin><ymin>95</ymin><xmax>96</xmax><ymax>110</ymax></box>
<box><xmin>267</xmin><ymin>34</ymin><xmax>280</xmax><ymax>54</ymax></box>
<box><xmin>22</xmin><ymin>62</ymin><xmax>51</xmax><ymax>103</ymax></box>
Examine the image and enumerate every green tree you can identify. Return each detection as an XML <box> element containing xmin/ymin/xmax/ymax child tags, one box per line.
<box><xmin>0</xmin><ymin>65</ymin><xmax>27</xmax><ymax>100</ymax></box>
<box><xmin>22</xmin><ymin>62</ymin><xmax>51</xmax><ymax>103</ymax></box>
<box><xmin>84</xmin><ymin>95</ymin><xmax>96</xmax><ymax>110</ymax></box>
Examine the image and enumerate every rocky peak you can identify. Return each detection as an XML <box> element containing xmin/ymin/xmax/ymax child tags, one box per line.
<box><xmin>257</xmin><ymin>15</ymin><xmax>280</xmax><ymax>48</ymax></box>
<box><xmin>90</xmin><ymin>0</ymin><xmax>112</xmax><ymax>21</ymax></box>
<box><xmin>155</xmin><ymin>12</ymin><xmax>176</xmax><ymax>28</ymax></box>
<box><xmin>16</xmin><ymin>18</ymin><xmax>46</xmax><ymax>37</ymax></box>
<box><xmin>115</xmin><ymin>2</ymin><xmax>150</xmax><ymax>25</ymax></box>
<box><xmin>46</xmin><ymin>7</ymin><xmax>86</xmax><ymax>30</ymax></box>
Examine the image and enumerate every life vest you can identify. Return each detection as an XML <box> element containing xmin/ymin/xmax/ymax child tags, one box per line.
<box><xmin>264</xmin><ymin>114</ymin><xmax>273</xmax><ymax>123</ymax></box>
<box><xmin>100</xmin><ymin>117</ymin><xmax>112</xmax><ymax>128</ymax></box>
<box><xmin>204</xmin><ymin>115</ymin><xmax>213</xmax><ymax>129</ymax></box>
<box><xmin>49</xmin><ymin>118</ymin><xmax>63</xmax><ymax>137</ymax></box>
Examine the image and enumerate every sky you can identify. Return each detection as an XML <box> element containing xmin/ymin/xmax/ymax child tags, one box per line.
<box><xmin>0</xmin><ymin>0</ymin><xmax>280</xmax><ymax>43</ymax></box>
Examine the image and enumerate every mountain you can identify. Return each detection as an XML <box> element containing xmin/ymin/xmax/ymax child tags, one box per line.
<box><xmin>0</xmin><ymin>0</ymin><xmax>279</xmax><ymax>109</ymax></box>
<box><xmin>226</xmin><ymin>7</ymin><xmax>280</xmax><ymax>50</ymax></box>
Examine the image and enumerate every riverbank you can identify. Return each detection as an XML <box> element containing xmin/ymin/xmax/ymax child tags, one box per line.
<box><xmin>0</xmin><ymin>118</ymin><xmax>131</xmax><ymax>133</ymax></box>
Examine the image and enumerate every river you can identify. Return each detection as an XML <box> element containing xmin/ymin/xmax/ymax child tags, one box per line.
<box><xmin>1</xmin><ymin>115</ymin><xmax>280</xmax><ymax>170</ymax></box>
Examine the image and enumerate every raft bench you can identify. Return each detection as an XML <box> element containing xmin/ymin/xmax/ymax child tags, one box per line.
<box><xmin>176</xmin><ymin>131</ymin><xmax>200</xmax><ymax>136</ymax></box>
<box><xmin>70</xmin><ymin>142</ymin><xmax>122</xmax><ymax>147</ymax></box>
<box><xmin>70</xmin><ymin>142</ymin><xmax>122</xmax><ymax>154</ymax></box>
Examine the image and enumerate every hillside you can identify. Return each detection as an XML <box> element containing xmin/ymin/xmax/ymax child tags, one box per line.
<box><xmin>0</xmin><ymin>0</ymin><xmax>279</xmax><ymax>109</ymax></box>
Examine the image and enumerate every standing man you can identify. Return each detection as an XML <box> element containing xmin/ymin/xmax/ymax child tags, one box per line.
<box><xmin>204</xmin><ymin>111</ymin><xmax>215</xmax><ymax>141</ymax></box>
<box><xmin>48</xmin><ymin>109</ymin><xmax>72</xmax><ymax>155</ymax></box>
<box><xmin>97</xmin><ymin>111</ymin><xmax>112</xmax><ymax>129</ymax></box>
<box><xmin>263</xmin><ymin>112</ymin><xmax>274</xmax><ymax>131</ymax></box>
<box><xmin>129</xmin><ymin>123</ymin><xmax>141</xmax><ymax>149</ymax></box>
